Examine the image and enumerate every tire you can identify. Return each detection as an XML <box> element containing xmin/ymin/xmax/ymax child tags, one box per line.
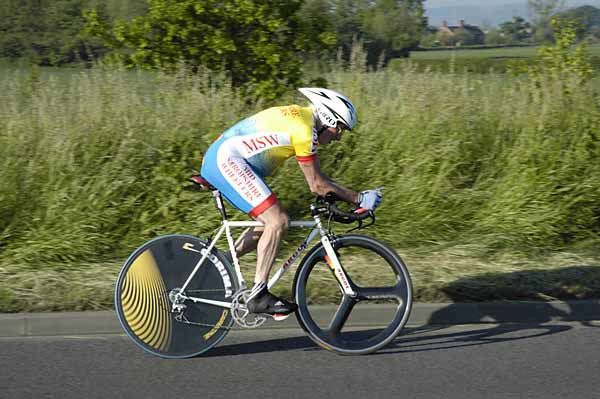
<box><xmin>115</xmin><ymin>234</ymin><xmax>239</xmax><ymax>358</ymax></box>
<box><xmin>293</xmin><ymin>234</ymin><xmax>412</xmax><ymax>355</ymax></box>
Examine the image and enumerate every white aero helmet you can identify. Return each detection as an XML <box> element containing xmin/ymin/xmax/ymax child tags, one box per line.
<box><xmin>298</xmin><ymin>87</ymin><xmax>357</xmax><ymax>130</ymax></box>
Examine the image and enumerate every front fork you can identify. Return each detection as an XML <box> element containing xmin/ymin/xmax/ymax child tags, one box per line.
<box><xmin>312</xmin><ymin>206</ymin><xmax>357</xmax><ymax>298</ymax></box>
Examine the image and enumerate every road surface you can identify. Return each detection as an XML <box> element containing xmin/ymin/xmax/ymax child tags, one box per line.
<box><xmin>2</xmin><ymin>322</ymin><xmax>599</xmax><ymax>399</ymax></box>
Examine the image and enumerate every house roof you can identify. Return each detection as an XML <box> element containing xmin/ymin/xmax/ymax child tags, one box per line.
<box><xmin>449</xmin><ymin>25</ymin><xmax>484</xmax><ymax>34</ymax></box>
<box><xmin>441</xmin><ymin>20</ymin><xmax>484</xmax><ymax>35</ymax></box>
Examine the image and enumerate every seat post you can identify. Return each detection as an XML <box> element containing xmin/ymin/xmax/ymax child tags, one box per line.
<box><xmin>212</xmin><ymin>190</ymin><xmax>228</xmax><ymax>220</ymax></box>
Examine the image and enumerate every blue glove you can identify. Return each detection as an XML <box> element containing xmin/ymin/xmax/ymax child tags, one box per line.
<box><xmin>358</xmin><ymin>188</ymin><xmax>383</xmax><ymax>211</ymax></box>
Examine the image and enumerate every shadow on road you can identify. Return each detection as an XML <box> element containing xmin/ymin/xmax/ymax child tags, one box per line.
<box><xmin>203</xmin><ymin>322</ymin><xmax>573</xmax><ymax>357</ymax></box>
<box><xmin>204</xmin><ymin>334</ymin><xmax>318</xmax><ymax>357</ymax></box>
<box><xmin>426</xmin><ymin>300</ymin><xmax>599</xmax><ymax>324</ymax></box>
<box><xmin>439</xmin><ymin>265</ymin><xmax>600</xmax><ymax>304</ymax></box>
<box><xmin>377</xmin><ymin>323</ymin><xmax>572</xmax><ymax>355</ymax></box>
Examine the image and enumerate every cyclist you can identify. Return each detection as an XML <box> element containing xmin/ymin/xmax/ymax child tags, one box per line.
<box><xmin>200</xmin><ymin>88</ymin><xmax>382</xmax><ymax>320</ymax></box>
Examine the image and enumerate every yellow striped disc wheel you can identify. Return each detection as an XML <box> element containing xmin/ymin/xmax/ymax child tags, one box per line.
<box><xmin>115</xmin><ymin>234</ymin><xmax>238</xmax><ymax>358</ymax></box>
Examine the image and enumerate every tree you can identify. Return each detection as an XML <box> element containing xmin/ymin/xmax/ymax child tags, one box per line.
<box><xmin>85</xmin><ymin>0</ymin><xmax>304</xmax><ymax>100</ymax></box>
<box><xmin>296</xmin><ymin>0</ymin><xmax>338</xmax><ymax>58</ymax></box>
<box><xmin>557</xmin><ymin>5</ymin><xmax>600</xmax><ymax>40</ymax></box>
<box><xmin>0</xmin><ymin>0</ymin><xmax>110</xmax><ymax>65</ymax></box>
<box><xmin>361</xmin><ymin>0</ymin><xmax>426</xmax><ymax>64</ymax></box>
<box><xmin>484</xmin><ymin>28</ymin><xmax>512</xmax><ymax>45</ymax></box>
<box><xmin>528</xmin><ymin>0</ymin><xmax>565</xmax><ymax>43</ymax></box>
<box><xmin>499</xmin><ymin>16</ymin><xmax>533</xmax><ymax>43</ymax></box>
<box><xmin>528</xmin><ymin>0</ymin><xmax>565</xmax><ymax>21</ymax></box>
<box><xmin>438</xmin><ymin>28</ymin><xmax>477</xmax><ymax>47</ymax></box>
<box><xmin>533</xmin><ymin>18</ymin><xmax>594</xmax><ymax>85</ymax></box>
<box><xmin>330</xmin><ymin>0</ymin><xmax>370</xmax><ymax>60</ymax></box>
<box><xmin>419</xmin><ymin>30</ymin><xmax>440</xmax><ymax>48</ymax></box>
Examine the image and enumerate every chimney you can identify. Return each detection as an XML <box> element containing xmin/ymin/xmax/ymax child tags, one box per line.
<box><xmin>459</xmin><ymin>20</ymin><xmax>465</xmax><ymax>28</ymax></box>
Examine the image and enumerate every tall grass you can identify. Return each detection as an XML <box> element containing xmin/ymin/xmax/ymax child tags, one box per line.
<box><xmin>0</xmin><ymin>61</ymin><xmax>599</xmax><ymax>272</ymax></box>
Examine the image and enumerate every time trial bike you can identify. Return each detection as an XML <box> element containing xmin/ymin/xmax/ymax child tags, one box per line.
<box><xmin>114</xmin><ymin>176</ymin><xmax>412</xmax><ymax>357</ymax></box>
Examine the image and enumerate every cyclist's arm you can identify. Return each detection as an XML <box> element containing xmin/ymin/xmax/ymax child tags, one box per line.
<box><xmin>297</xmin><ymin>158</ymin><xmax>360</xmax><ymax>204</ymax></box>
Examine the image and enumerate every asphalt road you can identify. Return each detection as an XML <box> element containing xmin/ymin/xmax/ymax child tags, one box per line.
<box><xmin>2</xmin><ymin>322</ymin><xmax>599</xmax><ymax>399</ymax></box>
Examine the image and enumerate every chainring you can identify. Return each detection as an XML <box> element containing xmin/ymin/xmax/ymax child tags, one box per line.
<box><xmin>230</xmin><ymin>289</ymin><xmax>267</xmax><ymax>328</ymax></box>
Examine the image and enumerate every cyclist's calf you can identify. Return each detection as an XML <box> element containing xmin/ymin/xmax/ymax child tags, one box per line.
<box><xmin>254</xmin><ymin>204</ymin><xmax>289</xmax><ymax>284</ymax></box>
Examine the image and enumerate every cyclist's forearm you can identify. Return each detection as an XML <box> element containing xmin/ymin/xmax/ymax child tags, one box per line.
<box><xmin>313</xmin><ymin>178</ymin><xmax>359</xmax><ymax>205</ymax></box>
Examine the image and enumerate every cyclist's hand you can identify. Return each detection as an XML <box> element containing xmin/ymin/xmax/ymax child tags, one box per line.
<box><xmin>358</xmin><ymin>188</ymin><xmax>383</xmax><ymax>211</ymax></box>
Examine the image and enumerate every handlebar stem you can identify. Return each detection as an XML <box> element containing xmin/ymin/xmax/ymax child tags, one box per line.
<box><xmin>310</xmin><ymin>204</ymin><xmax>329</xmax><ymax>238</ymax></box>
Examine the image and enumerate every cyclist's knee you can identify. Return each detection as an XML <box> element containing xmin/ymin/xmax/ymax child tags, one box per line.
<box><xmin>265</xmin><ymin>213</ymin><xmax>289</xmax><ymax>234</ymax></box>
<box><xmin>259</xmin><ymin>206</ymin><xmax>289</xmax><ymax>234</ymax></box>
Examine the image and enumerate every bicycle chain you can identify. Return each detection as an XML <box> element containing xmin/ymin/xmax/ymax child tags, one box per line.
<box><xmin>174</xmin><ymin>313</ymin><xmax>232</xmax><ymax>330</ymax></box>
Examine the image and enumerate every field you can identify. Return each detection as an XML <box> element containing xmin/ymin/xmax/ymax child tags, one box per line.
<box><xmin>410</xmin><ymin>44</ymin><xmax>600</xmax><ymax>59</ymax></box>
<box><xmin>0</xmin><ymin>56</ymin><xmax>599</xmax><ymax>312</ymax></box>
<box><xmin>398</xmin><ymin>44</ymin><xmax>600</xmax><ymax>74</ymax></box>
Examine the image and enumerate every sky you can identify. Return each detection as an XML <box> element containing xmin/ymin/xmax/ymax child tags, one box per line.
<box><xmin>426</xmin><ymin>0</ymin><xmax>517</xmax><ymax>5</ymax></box>
<box><xmin>426</xmin><ymin>0</ymin><xmax>597</xmax><ymax>7</ymax></box>
<box><xmin>425</xmin><ymin>0</ymin><xmax>600</xmax><ymax>26</ymax></box>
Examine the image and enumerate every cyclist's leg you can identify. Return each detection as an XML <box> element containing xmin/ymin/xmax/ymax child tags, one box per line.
<box><xmin>254</xmin><ymin>202</ymin><xmax>289</xmax><ymax>284</ymax></box>
<box><xmin>245</xmin><ymin>200</ymin><xmax>297</xmax><ymax>319</ymax></box>
<box><xmin>200</xmin><ymin>146</ymin><xmax>280</xmax><ymax>280</ymax></box>
<box><xmin>234</xmin><ymin>227</ymin><xmax>263</xmax><ymax>258</ymax></box>
<box><xmin>201</xmin><ymin>147</ymin><xmax>295</xmax><ymax>316</ymax></box>
<box><xmin>226</xmin><ymin>202</ymin><xmax>288</xmax><ymax>283</ymax></box>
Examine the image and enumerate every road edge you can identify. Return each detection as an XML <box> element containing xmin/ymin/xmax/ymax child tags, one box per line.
<box><xmin>1</xmin><ymin>300</ymin><xmax>598</xmax><ymax>337</ymax></box>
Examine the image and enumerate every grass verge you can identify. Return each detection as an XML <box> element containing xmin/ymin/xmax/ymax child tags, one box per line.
<box><xmin>1</xmin><ymin>248</ymin><xmax>598</xmax><ymax>312</ymax></box>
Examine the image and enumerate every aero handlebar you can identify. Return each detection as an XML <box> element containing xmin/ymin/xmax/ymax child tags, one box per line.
<box><xmin>317</xmin><ymin>192</ymin><xmax>374</xmax><ymax>225</ymax></box>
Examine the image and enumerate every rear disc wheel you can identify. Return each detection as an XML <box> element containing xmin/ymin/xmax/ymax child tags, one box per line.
<box><xmin>115</xmin><ymin>234</ymin><xmax>238</xmax><ymax>358</ymax></box>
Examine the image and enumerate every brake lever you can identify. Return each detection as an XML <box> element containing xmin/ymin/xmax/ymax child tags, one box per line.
<box><xmin>345</xmin><ymin>211</ymin><xmax>375</xmax><ymax>233</ymax></box>
<box><xmin>345</xmin><ymin>219</ymin><xmax>363</xmax><ymax>233</ymax></box>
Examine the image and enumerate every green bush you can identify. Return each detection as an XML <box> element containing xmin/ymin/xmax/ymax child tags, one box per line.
<box><xmin>84</xmin><ymin>0</ymin><xmax>304</xmax><ymax>100</ymax></box>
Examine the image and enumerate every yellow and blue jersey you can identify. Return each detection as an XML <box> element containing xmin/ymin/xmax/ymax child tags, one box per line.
<box><xmin>214</xmin><ymin>105</ymin><xmax>317</xmax><ymax>176</ymax></box>
<box><xmin>200</xmin><ymin>105</ymin><xmax>317</xmax><ymax>216</ymax></box>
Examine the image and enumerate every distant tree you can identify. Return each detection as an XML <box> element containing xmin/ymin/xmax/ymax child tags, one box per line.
<box><xmin>454</xmin><ymin>29</ymin><xmax>478</xmax><ymax>46</ymax></box>
<box><xmin>297</xmin><ymin>0</ymin><xmax>426</xmax><ymax>66</ymax></box>
<box><xmin>329</xmin><ymin>0</ymin><xmax>370</xmax><ymax>59</ymax></box>
<box><xmin>556</xmin><ymin>5</ymin><xmax>600</xmax><ymax>40</ymax></box>
<box><xmin>590</xmin><ymin>25</ymin><xmax>600</xmax><ymax>42</ymax></box>
<box><xmin>85</xmin><ymin>0</ymin><xmax>304</xmax><ymax>100</ymax></box>
<box><xmin>437</xmin><ymin>26</ymin><xmax>478</xmax><ymax>47</ymax></box>
<box><xmin>499</xmin><ymin>16</ymin><xmax>533</xmax><ymax>43</ymax></box>
<box><xmin>0</xmin><ymin>0</ymin><xmax>110</xmax><ymax>65</ymax></box>
<box><xmin>528</xmin><ymin>0</ymin><xmax>565</xmax><ymax>21</ymax></box>
<box><xmin>484</xmin><ymin>28</ymin><xmax>512</xmax><ymax>45</ymax></box>
<box><xmin>296</xmin><ymin>0</ymin><xmax>338</xmax><ymax>57</ymax></box>
<box><xmin>419</xmin><ymin>30</ymin><xmax>440</xmax><ymax>48</ymax></box>
<box><xmin>361</xmin><ymin>0</ymin><xmax>427</xmax><ymax>64</ymax></box>
<box><xmin>528</xmin><ymin>0</ymin><xmax>565</xmax><ymax>43</ymax></box>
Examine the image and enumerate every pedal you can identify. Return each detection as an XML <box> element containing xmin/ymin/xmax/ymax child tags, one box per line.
<box><xmin>271</xmin><ymin>313</ymin><xmax>293</xmax><ymax>322</ymax></box>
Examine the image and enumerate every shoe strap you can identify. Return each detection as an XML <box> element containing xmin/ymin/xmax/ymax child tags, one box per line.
<box><xmin>247</xmin><ymin>281</ymin><xmax>267</xmax><ymax>301</ymax></box>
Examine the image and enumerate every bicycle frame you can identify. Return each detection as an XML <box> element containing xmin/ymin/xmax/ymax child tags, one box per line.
<box><xmin>174</xmin><ymin>190</ymin><xmax>357</xmax><ymax>311</ymax></box>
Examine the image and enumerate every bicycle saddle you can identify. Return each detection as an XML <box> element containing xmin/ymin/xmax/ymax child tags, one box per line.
<box><xmin>189</xmin><ymin>175</ymin><xmax>217</xmax><ymax>191</ymax></box>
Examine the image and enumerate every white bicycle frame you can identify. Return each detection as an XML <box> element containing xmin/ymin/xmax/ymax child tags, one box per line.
<box><xmin>174</xmin><ymin>190</ymin><xmax>356</xmax><ymax>311</ymax></box>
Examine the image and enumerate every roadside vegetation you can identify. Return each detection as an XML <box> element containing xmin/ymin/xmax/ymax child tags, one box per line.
<box><xmin>1</xmin><ymin>35</ymin><xmax>599</xmax><ymax>311</ymax></box>
<box><xmin>0</xmin><ymin>1</ymin><xmax>599</xmax><ymax>312</ymax></box>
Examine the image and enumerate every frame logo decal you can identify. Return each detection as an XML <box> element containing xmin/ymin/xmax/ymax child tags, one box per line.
<box><xmin>183</xmin><ymin>243</ymin><xmax>233</xmax><ymax>298</ymax></box>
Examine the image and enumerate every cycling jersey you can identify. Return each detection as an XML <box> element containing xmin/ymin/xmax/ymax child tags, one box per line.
<box><xmin>201</xmin><ymin>105</ymin><xmax>318</xmax><ymax>217</ymax></box>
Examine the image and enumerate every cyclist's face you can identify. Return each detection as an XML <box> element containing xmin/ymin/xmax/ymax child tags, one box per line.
<box><xmin>319</xmin><ymin>125</ymin><xmax>345</xmax><ymax>145</ymax></box>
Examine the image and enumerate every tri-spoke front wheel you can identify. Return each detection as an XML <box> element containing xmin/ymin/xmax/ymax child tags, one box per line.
<box><xmin>293</xmin><ymin>234</ymin><xmax>412</xmax><ymax>355</ymax></box>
